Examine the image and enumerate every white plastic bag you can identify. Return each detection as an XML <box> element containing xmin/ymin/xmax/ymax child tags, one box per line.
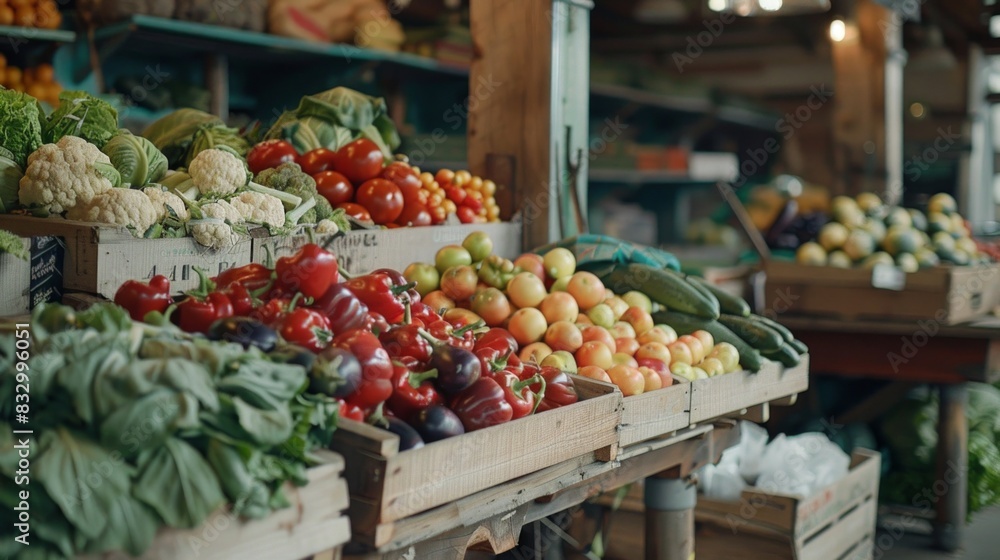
<box><xmin>700</xmin><ymin>445</ymin><xmax>746</xmax><ymax>501</ymax></box>
<box><xmin>756</xmin><ymin>433</ymin><xmax>850</xmax><ymax>497</ymax></box>
<box><xmin>738</xmin><ymin>421</ymin><xmax>769</xmax><ymax>485</ymax></box>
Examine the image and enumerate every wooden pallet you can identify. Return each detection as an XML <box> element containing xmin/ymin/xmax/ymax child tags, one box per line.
<box><xmin>332</xmin><ymin>377</ymin><xmax>623</xmax><ymax>550</ymax></box>
<box><xmin>82</xmin><ymin>450</ymin><xmax>351</xmax><ymax>560</ymax></box>
<box><xmin>689</xmin><ymin>355</ymin><xmax>810</xmax><ymax>424</ymax></box>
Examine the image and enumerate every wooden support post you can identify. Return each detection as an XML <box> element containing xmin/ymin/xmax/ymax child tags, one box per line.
<box><xmin>205</xmin><ymin>53</ymin><xmax>229</xmax><ymax>119</ymax></box>
<box><xmin>933</xmin><ymin>383</ymin><xmax>968</xmax><ymax>552</ymax></box>
<box><xmin>644</xmin><ymin>476</ymin><xmax>697</xmax><ymax>560</ymax></box>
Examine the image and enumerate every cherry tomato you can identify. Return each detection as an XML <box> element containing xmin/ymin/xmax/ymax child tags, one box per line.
<box><xmin>297</xmin><ymin>148</ymin><xmax>338</xmax><ymax>175</ymax></box>
<box><xmin>382</xmin><ymin>162</ymin><xmax>422</xmax><ymax>201</ymax></box>
<box><xmin>395</xmin><ymin>202</ymin><xmax>433</xmax><ymax>227</ymax></box>
<box><xmin>315</xmin><ymin>171</ymin><xmax>354</xmax><ymax>206</ymax></box>
<box><xmin>333</xmin><ymin>138</ymin><xmax>384</xmax><ymax>184</ymax></box>
<box><xmin>355</xmin><ymin>178</ymin><xmax>404</xmax><ymax>225</ymax></box>
<box><xmin>246</xmin><ymin>140</ymin><xmax>297</xmax><ymax>174</ymax></box>
<box><xmin>456</xmin><ymin>205</ymin><xmax>477</xmax><ymax>224</ymax></box>
<box><xmin>337</xmin><ymin>202</ymin><xmax>372</xmax><ymax>222</ymax></box>
<box><xmin>429</xmin><ymin>205</ymin><xmax>447</xmax><ymax>224</ymax></box>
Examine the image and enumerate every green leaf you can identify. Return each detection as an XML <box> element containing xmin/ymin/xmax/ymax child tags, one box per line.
<box><xmin>233</xmin><ymin>397</ymin><xmax>294</xmax><ymax>447</ymax></box>
<box><xmin>102</xmin><ymin>129</ymin><xmax>168</xmax><ymax>187</ymax></box>
<box><xmin>83</xmin><ymin>494</ymin><xmax>160</xmax><ymax>557</ymax></box>
<box><xmin>134</xmin><ymin>438</ymin><xmax>225</xmax><ymax>529</ymax></box>
<box><xmin>0</xmin><ymin>88</ymin><xmax>44</xmax><ymax>167</ymax></box>
<box><xmin>0</xmin><ymin>229</ymin><xmax>27</xmax><ymax>260</ymax></box>
<box><xmin>99</xmin><ymin>389</ymin><xmax>184</xmax><ymax>458</ymax></box>
<box><xmin>43</xmin><ymin>90</ymin><xmax>120</xmax><ymax>148</ymax></box>
<box><xmin>34</xmin><ymin>427</ymin><xmax>130</xmax><ymax>539</ymax></box>
<box><xmin>58</xmin><ymin>336</ymin><xmax>132</xmax><ymax>424</ymax></box>
<box><xmin>216</xmin><ymin>359</ymin><xmax>305</xmax><ymax>411</ymax></box>
<box><xmin>94</xmin><ymin>358</ymin><xmax>216</xmax><ymax>422</ymax></box>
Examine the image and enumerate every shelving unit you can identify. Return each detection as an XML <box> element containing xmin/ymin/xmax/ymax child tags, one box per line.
<box><xmin>0</xmin><ymin>24</ymin><xmax>76</xmax><ymax>44</ymax></box>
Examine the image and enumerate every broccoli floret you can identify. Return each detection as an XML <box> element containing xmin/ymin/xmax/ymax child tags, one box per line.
<box><xmin>254</xmin><ymin>162</ymin><xmax>330</xmax><ymax>224</ymax></box>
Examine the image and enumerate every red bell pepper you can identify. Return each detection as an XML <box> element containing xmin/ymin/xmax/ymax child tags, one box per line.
<box><xmin>528</xmin><ymin>366</ymin><xmax>578</xmax><ymax>413</ymax></box>
<box><xmin>221</xmin><ymin>282</ymin><xmax>255</xmax><ymax>316</ymax></box>
<box><xmin>371</xmin><ymin>268</ymin><xmax>421</xmax><ymax>305</ymax></box>
<box><xmin>277</xmin><ymin>306</ymin><xmax>333</xmax><ymax>353</ymax></box>
<box><xmin>333</xmin><ymin>329</ymin><xmax>393</xmax><ymax>410</ymax></box>
<box><xmin>344</xmin><ymin>272</ymin><xmax>416</xmax><ymax>324</ymax></box>
<box><xmin>449</xmin><ymin>377</ymin><xmax>513</xmax><ymax>431</ymax></box>
<box><xmin>172</xmin><ymin>267</ymin><xmax>234</xmax><ymax>334</ymax></box>
<box><xmin>113</xmin><ymin>275</ymin><xmax>173</xmax><ymax>322</ymax></box>
<box><xmin>313</xmin><ymin>283</ymin><xmax>369</xmax><ymax>335</ymax></box>
<box><xmin>337</xmin><ymin>398</ymin><xmax>365</xmax><ymax>422</ymax></box>
<box><xmin>364</xmin><ymin>312</ymin><xmax>390</xmax><ymax>337</ymax></box>
<box><xmin>379</xmin><ymin>324</ymin><xmax>432</xmax><ymax>365</ymax></box>
<box><xmin>386</xmin><ymin>361</ymin><xmax>443</xmax><ymax>422</ymax></box>
<box><xmin>501</xmin><ymin>372</ymin><xmax>545</xmax><ymax>419</ymax></box>
<box><xmin>474</xmin><ymin>346</ymin><xmax>516</xmax><ymax>380</ymax></box>
<box><xmin>475</xmin><ymin>328</ymin><xmax>518</xmax><ymax>356</ymax></box>
<box><xmin>409</xmin><ymin>301</ymin><xmax>440</xmax><ymax>328</ymax></box>
<box><xmin>275</xmin><ymin>243</ymin><xmax>339</xmax><ymax>300</ymax></box>
<box><xmin>254</xmin><ymin>297</ymin><xmax>292</xmax><ymax>326</ymax></box>
<box><xmin>213</xmin><ymin>262</ymin><xmax>273</xmax><ymax>293</ymax></box>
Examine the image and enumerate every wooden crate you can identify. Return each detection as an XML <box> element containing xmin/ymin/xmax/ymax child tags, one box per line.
<box><xmin>252</xmin><ymin>222</ymin><xmax>522</xmax><ymax>275</ymax></box>
<box><xmin>0</xmin><ymin>235</ymin><xmax>63</xmax><ymax>316</ymax></box>
<box><xmin>695</xmin><ymin>448</ymin><xmax>881</xmax><ymax>560</ymax></box>
<box><xmin>0</xmin><ymin>215</ymin><xmax>252</xmax><ymax>299</ymax></box>
<box><xmin>765</xmin><ymin>261</ymin><xmax>1000</xmax><ymax>325</ymax></box>
<box><xmin>586</xmin><ymin>377</ymin><xmax>691</xmax><ymax>448</ymax></box>
<box><xmin>331</xmin><ymin>377</ymin><xmax>623</xmax><ymax>549</ymax></box>
<box><xmin>689</xmin><ymin>355</ymin><xmax>810</xmax><ymax>424</ymax></box>
<box><xmin>84</xmin><ymin>450</ymin><xmax>351</xmax><ymax>560</ymax></box>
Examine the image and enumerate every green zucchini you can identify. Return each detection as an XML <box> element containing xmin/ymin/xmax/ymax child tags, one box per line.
<box><xmin>600</xmin><ymin>264</ymin><xmax>719</xmax><ymax>319</ymax></box>
<box><xmin>689</xmin><ymin>275</ymin><xmax>751</xmax><ymax>317</ymax></box>
<box><xmin>789</xmin><ymin>339</ymin><xmax>809</xmax><ymax>355</ymax></box>
<box><xmin>764</xmin><ymin>344</ymin><xmax>801</xmax><ymax>368</ymax></box>
<box><xmin>716</xmin><ymin>314</ymin><xmax>784</xmax><ymax>353</ymax></box>
<box><xmin>652</xmin><ymin>311</ymin><xmax>763</xmax><ymax>372</ymax></box>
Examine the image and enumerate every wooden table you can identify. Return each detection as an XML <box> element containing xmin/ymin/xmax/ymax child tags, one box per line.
<box><xmin>778</xmin><ymin>315</ymin><xmax>1000</xmax><ymax>552</ymax></box>
<box><xmin>344</xmin><ymin>422</ymin><xmax>741</xmax><ymax>560</ymax></box>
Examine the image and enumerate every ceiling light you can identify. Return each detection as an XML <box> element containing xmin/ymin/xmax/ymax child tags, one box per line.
<box><xmin>759</xmin><ymin>0</ymin><xmax>783</xmax><ymax>11</ymax></box>
<box><xmin>829</xmin><ymin>18</ymin><xmax>846</xmax><ymax>42</ymax></box>
<box><xmin>707</xmin><ymin>0</ymin><xmax>829</xmax><ymax>16</ymax></box>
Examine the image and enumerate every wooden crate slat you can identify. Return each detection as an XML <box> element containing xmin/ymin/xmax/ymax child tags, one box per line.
<box><xmin>619</xmin><ymin>383</ymin><xmax>691</xmax><ymax>448</ymax></box>
<box><xmin>689</xmin><ymin>355</ymin><xmax>810</xmax><ymax>423</ymax></box>
<box><xmin>797</xmin><ymin>498</ymin><xmax>877</xmax><ymax>560</ymax></box>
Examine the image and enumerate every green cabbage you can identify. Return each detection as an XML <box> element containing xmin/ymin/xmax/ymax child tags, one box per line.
<box><xmin>0</xmin><ymin>88</ymin><xmax>44</xmax><ymax>167</ymax></box>
<box><xmin>43</xmin><ymin>91</ymin><xmax>120</xmax><ymax>148</ymax></box>
<box><xmin>184</xmin><ymin>124</ymin><xmax>250</xmax><ymax>167</ymax></box>
<box><xmin>102</xmin><ymin>130</ymin><xmax>168</xmax><ymax>187</ymax></box>
<box><xmin>141</xmin><ymin>108</ymin><xmax>224</xmax><ymax>168</ymax></box>
<box><xmin>264</xmin><ymin>87</ymin><xmax>400</xmax><ymax>157</ymax></box>
<box><xmin>0</xmin><ymin>147</ymin><xmax>23</xmax><ymax>213</ymax></box>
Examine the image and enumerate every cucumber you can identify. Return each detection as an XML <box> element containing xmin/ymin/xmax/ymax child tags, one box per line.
<box><xmin>689</xmin><ymin>275</ymin><xmax>751</xmax><ymax>317</ymax></box>
<box><xmin>716</xmin><ymin>314</ymin><xmax>784</xmax><ymax>353</ymax></box>
<box><xmin>683</xmin><ymin>275</ymin><xmax>724</xmax><ymax>314</ymax></box>
<box><xmin>789</xmin><ymin>339</ymin><xmax>809</xmax><ymax>355</ymax></box>
<box><xmin>747</xmin><ymin>314</ymin><xmax>795</xmax><ymax>344</ymax></box>
<box><xmin>764</xmin><ymin>344</ymin><xmax>801</xmax><ymax>368</ymax></box>
<box><xmin>652</xmin><ymin>311</ymin><xmax>763</xmax><ymax>372</ymax></box>
<box><xmin>600</xmin><ymin>264</ymin><xmax>719</xmax><ymax>319</ymax></box>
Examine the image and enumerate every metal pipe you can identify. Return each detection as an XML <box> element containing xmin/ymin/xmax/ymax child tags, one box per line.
<box><xmin>884</xmin><ymin>17</ymin><xmax>905</xmax><ymax>206</ymax></box>
<box><xmin>644</xmin><ymin>477</ymin><xmax>697</xmax><ymax>560</ymax></box>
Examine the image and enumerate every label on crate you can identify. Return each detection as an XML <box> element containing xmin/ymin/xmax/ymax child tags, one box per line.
<box><xmin>870</xmin><ymin>264</ymin><xmax>905</xmax><ymax>291</ymax></box>
<box><xmin>29</xmin><ymin>236</ymin><xmax>63</xmax><ymax>308</ymax></box>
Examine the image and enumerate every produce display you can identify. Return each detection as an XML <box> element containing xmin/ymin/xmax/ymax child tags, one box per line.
<box><xmin>0</xmin><ymin>0</ymin><xmax>61</xmax><ymax>29</ymax></box>
<box><xmin>0</xmin><ymin>85</ymin><xmax>505</xmax><ymax>242</ymax></box>
<box><xmin>0</xmin><ymin>59</ymin><xmax>61</xmax><ymax>105</ymax></box>
<box><xmin>792</xmin><ymin>192</ymin><xmax>992</xmax><ymax>270</ymax></box>
<box><xmin>0</xmin><ymin>303</ymin><xmax>340</xmax><ymax>559</ymax></box>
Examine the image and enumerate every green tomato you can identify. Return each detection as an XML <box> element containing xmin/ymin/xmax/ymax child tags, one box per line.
<box><xmin>670</xmin><ymin>361</ymin><xmax>695</xmax><ymax>382</ymax></box>
<box><xmin>621</xmin><ymin>291</ymin><xmax>652</xmax><ymax>313</ymax></box>
<box><xmin>435</xmin><ymin>245</ymin><xmax>472</xmax><ymax>273</ymax></box>
<box><xmin>404</xmin><ymin>262</ymin><xmax>440</xmax><ymax>297</ymax></box>
<box><xmin>550</xmin><ymin>276</ymin><xmax>571</xmax><ymax>293</ymax></box>
<box><xmin>543</xmin><ymin>248</ymin><xmax>576</xmax><ymax>280</ymax></box>
<box><xmin>462</xmin><ymin>231</ymin><xmax>494</xmax><ymax>262</ymax></box>
<box><xmin>541</xmin><ymin>350</ymin><xmax>577</xmax><ymax>373</ymax></box>
<box><xmin>708</xmin><ymin>342</ymin><xmax>740</xmax><ymax>372</ymax></box>
<box><xmin>586</xmin><ymin>303</ymin><xmax>615</xmax><ymax>329</ymax></box>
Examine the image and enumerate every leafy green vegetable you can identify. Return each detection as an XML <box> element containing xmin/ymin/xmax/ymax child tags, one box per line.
<box><xmin>134</xmin><ymin>438</ymin><xmax>225</xmax><ymax>528</ymax></box>
<box><xmin>101</xmin><ymin>129</ymin><xmax>168</xmax><ymax>187</ymax></box>
<box><xmin>233</xmin><ymin>397</ymin><xmax>294</xmax><ymax>446</ymax></box>
<box><xmin>264</xmin><ymin>86</ymin><xmax>400</xmax><ymax>157</ymax></box>
<box><xmin>0</xmin><ymin>229</ymin><xmax>27</xmax><ymax>260</ymax></box>
<box><xmin>184</xmin><ymin>123</ymin><xmax>250</xmax><ymax>167</ymax></box>
<box><xmin>43</xmin><ymin>91</ymin><xmax>120</xmax><ymax>148</ymax></box>
<box><xmin>141</xmin><ymin>108</ymin><xmax>224</xmax><ymax>168</ymax></box>
<box><xmin>0</xmin><ymin>87</ymin><xmax>44</xmax><ymax>167</ymax></box>
<box><xmin>84</xmin><ymin>494</ymin><xmax>160</xmax><ymax>556</ymax></box>
<box><xmin>0</xmin><ymin>149</ymin><xmax>24</xmax><ymax>212</ymax></box>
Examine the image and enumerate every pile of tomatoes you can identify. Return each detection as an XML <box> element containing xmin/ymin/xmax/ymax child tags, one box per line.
<box><xmin>246</xmin><ymin>138</ymin><xmax>501</xmax><ymax>226</ymax></box>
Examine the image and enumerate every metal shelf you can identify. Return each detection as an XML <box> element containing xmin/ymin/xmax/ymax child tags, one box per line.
<box><xmin>92</xmin><ymin>15</ymin><xmax>470</xmax><ymax>76</ymax></box>
<box><xmin>589</xmin><ymin>168</ymin><xmax>718</xmax><ymax>185</ymax></box>
<box><xmin>0</xmin><ymin>24</ymin><xmax>76</xmax><ymax>44</ymax></box>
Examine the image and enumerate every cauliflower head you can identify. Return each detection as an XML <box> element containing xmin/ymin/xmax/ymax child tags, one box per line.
<box><xmin>229</xmin><ymin>191</ymin><xmax>285</xmax><ymax>230</ymax></box>
<box><xmin>66</xmin><ymin>188</ymin><xmax>158</xmax><ymax>235</ymax></box>
<box><xmin>143</xmin><ymin>186</ymin><xmax>190</xmax><ymax>222</ymax></box>
<box><xmin>191</xmin><ymin>199</ymin><xmax>244</xmax><ymax>250</ymax></box>
<box><xmin>18</xmin><ymin>136</ymin><xmax>116</xmax><ymax>214</ymax></box>
<box><xmin>188</xmin><ymin>147</ymin><xmax>249</xmax><ymax>196</ymax></box>
<box><xmin>314</xmin><ymin>219</ymin><xmax>340</xmax><ymax>235</ymax></box>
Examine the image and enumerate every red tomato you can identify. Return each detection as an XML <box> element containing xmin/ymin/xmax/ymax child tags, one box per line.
<box><xmin>381</xmin><ymin>162</ymin><xmax>422</xmax><ymax>201</ymax></box>
<box><xmin>456</xmin><ymin>205</ymin><xmax>476</xmax><ymax>224</ymax></box>
<box><xmin>297</xmin><ymin>148</ymin><xmax>338</xmax><ymax>175</ymax></box>
<box><xmin>315</xmin><ymin>171</ymin><xmax>354</xmax><ymax>206</ymax></box>
<box><xmin>246</xmin><ymin>140</ymin><xmax>297</xmax><ymax>174</ymax></box>
<box><xmin>395</xmin><ymin>202</ymin><xmax>432</xmax><ymax>227</ymax></box>
<box><xmin>337</xmin><ymin>202</ymin><xmax>372</xmax><ymax>222</ymax></box>
<box><xmin>333</xmin><ymin>138</ymin><xmax>384</xmax><ymax>184</ymax></box>
<box><xmin>356</xmin><ymin>178</ymin><xmax>404</xmax><ymax>224</ymax></box>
